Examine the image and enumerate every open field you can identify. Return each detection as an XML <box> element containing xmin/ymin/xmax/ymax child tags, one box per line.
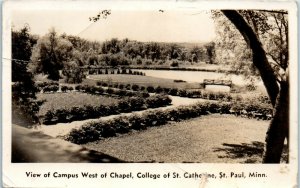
<box><xmin>87</xmin><ymin>74</ymin><xmax>201</xmax><ymax>89</ymax></box>
<box><xmin>83</xmin><ymin>114</ymin><xmax>277</xmax><ymax>163</ymax></box>
<box><xmin>37</xmin><ymin>92</ymin><xmax>119</xmax><ymax>116</ymax></box>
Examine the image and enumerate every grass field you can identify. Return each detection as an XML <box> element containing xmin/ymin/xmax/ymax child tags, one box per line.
<box><xmin>83</xmin><ymin>114</ymin><xmax>280</xmax><ymax>163</ymax></box>
<box><xmin>37</xmin><ymin>92</ymin><xmax>120</xmax><ymax>116</ymax></box>
<box><xmin>87</xmin><ymin>74</ymin><xmax>201</xmax><ymax>89</ymax></box>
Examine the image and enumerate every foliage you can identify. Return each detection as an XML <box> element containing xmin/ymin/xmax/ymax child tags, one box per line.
<box><xmin>66</xmin><ymin>99</ymin><xmax>272</xmax><ymax>144</ymax></box>
<box><xmin>62</xmin><ymin>61</ymin><xmax>85</xmax><ymax>83</ymax></box>
<box><xmin>213</xmin><ymin>10</ymin><xmax>288</xmax><ymax>81</ymax></box>
<box><xmin>42</xmin><ymin>94</ymin><xmax>171</xmax><ymax>124</ymax></box>
<box><xmin>29</xmin><ymin>28</ymin><xmax>74</xmax><ymax>80</ymax></box>
<box><xmin>12</xmin><ymin>25</ymin><xmax>41</xmax><ymax>126</ymax></box>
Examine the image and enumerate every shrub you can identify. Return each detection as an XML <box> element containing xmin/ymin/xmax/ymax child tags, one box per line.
<box><xmin>96</xmin><ymin>81</ymin><xmax>102</xmax><ymax>86</ymax></box>
<box><xmin>168</xmin><ymin>88</ymin><xmax>178</xmax><ymax>96</ymax></box>
<box><xmin>129</xmin><ymin>97</ymin><xmax>145</xmax><ymax>110</ymax></box>
<box><xmin>65</xmin><ymin>98</ymin><xmax>272</xmax><ymax>144</ymax></box>
<box><xmin>61</xmin><ymin>85</ymin><xmax>68</xmax><ymax>92</ymax></box>
<box><xmin>113</xmin><ymin>83</ymin><xmax>119</xmax><ymax>88</ymax></box>
<box><xmin>106</xmin><ymin>88</ymin><xmax>114</xmax><ymax>94</ymax></box>
<box><xmin>178</xmin><ymin>89</ymin><xmax>187</xmax><ymax>97</ymax></box>
<box><xmin>118</xmin><ymin>84</ymin><xmax>124</xmax><ymax>89</ymax></box>
<box><xmin>146</xmin><ymin>86</ymin><xmax>155</xmax><ymax>93</ymax></box>
<box><xmin>154</xmin><ymin>86</ymin><xmax>163</xmax><ymax>93</ymax></box>
<box><xmin>125</xmin><ymin>84</ymin><xmax>131</xmax><ymax>90</ymax></box>
<box><xmin>174</xmin><ymin>79</ymin><xmax>186</xmax><ymax>83</ymax></box>
<box><xmin>170</xmin><ymin>60</ymin><xmax>179</xmax><ymax>67</ymax></box>
<box><xmin>140</xmin><ymin>92</ymin><xmax>150</xmax><ymax>98</ymax></box>
<box><xmin>128</xmin><ymin>114</ymin><xmax>146</xmax><ymax>130</ymax></box>
<box><xmin>140</xmin><ymin>86</ymin><xmax>146</xmax><ymax>91</ymax></box>
<box><xmin>131</xmin><ymin>84</ymin><xmax>140</xmax><ymax>91</ymax></box>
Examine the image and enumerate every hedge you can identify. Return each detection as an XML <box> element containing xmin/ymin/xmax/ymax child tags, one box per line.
<box><xmin>94</xmin><ymin>81</ymin><xmax>235</xmax><ymax>101</ymax></box>
<box><xmin>42</xmin><ymin>94</ymin><xmax>171</xmax><ymax>125</ymax></box>
<box><xmin>65</xmin><ymin>100</ymin><xmax>273</xmax><ymax>144</ymax></box>
<box><xmin>75</xmin><ymin>84</ymin><xmax>150</xmax><ymax>98</ymax></box>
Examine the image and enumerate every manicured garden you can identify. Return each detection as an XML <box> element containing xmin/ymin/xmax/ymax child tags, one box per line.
<box><xmin>65</xmin><ymin>97</ymin><xmax>273</xmax><ymax>144</ymax></box>
<box><xmin>83</xmin><ymin>114</ymin><xmax>271</xmax><ymax>163</ymax></box>
<box><xmin>39</xmin><ymin>93</ymin><xmax>171</xmax><ymax>125</ymax></box>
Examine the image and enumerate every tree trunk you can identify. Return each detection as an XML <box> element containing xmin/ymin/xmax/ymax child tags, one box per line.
<box><xmin>263</xmin><ymin>80</ymin><xmax>289</xmax><ymax>163</ymax></box>
<box><xmin>221</xmin><ymin>10</ymin><xmax>288</xmax><ymax>163</ymax></box>
<box><xmin>221</xmin><ymin>10</ymin><xmax>279</xmax><ymax>106</ymax></box>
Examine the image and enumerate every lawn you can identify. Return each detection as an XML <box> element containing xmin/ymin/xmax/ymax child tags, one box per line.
<box><xmin>37</xmin><ymin>92</ymin><xmax>120</xmax><ymax>116</ymax></box>
<box><xmin>86</xmin><ymin>74</ymin><xmax>201</xmax><ymax>89</ymax></box>
<box><xmin>83</xmin><ymin>114</ymin><xmax>282</xmax><ymax>163</ymax></box>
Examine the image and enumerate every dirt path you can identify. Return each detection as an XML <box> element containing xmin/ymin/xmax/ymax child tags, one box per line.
<box><xmin>35</xmin><ymin>96</ymin><xmax>206</xmax><ymax>138</ymax></box>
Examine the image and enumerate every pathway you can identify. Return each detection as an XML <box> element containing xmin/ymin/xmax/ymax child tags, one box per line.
<box><xmin>35</xmin><ymin>96</ymin><xmax>206</xmax><ymax>138</ymax></box>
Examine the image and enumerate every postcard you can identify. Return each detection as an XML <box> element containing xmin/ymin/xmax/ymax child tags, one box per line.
<box><xmin>2</xmin><ymin>0</ymin><xmax>298</xmax><ymax>187</ymax></box>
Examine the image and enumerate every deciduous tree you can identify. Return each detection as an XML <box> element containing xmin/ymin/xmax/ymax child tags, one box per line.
<box><xmin>217</xmin><ymin>10</ymin><xmax>289</xmax><ymax>163</ymax></box>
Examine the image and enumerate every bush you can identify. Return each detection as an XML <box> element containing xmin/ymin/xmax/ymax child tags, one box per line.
<box><xmin>174</xmin><ymin>79</ymin><xmax>186</xmax><ymax>83</ymax></box>
<box><xmin>43</xmin><ymin>85</ymin><xmax>59</xmax><ymax>93</ymax></box>
<box><xmin>154</xmin><ymin>86</ymin><xmax>163</xmax><ymax>93</ymax></box>
<box><xmin>125</xmin><ymin>84</ymin><xmax>131</xmax><ymax>90</ymax></box>
<box><xmin>118</xmin><ymin>84</ymin><xmax>124</xmax><ymax>89</ymax></box>
<box><xmin>106</xmin><ymin>88</ymin><xmax>114</xmax><ymax>94</ymax></box>
<box><xmin>65</xmin><ymin>98</ymin><xmax>273</xmax><ymax>144</ymax></box>
<box><xmin>146</xmin><ymin>86</ymin><xmax>155</xmax><ymax>93</ymax></box>
<box><xmin>168</xmin><ymin>88</ymin><xmax>178</xmax><ymax>96</ymax></box>
<box><xmin>170</xmin><ymin>60</ymin><xmax>179</xmax><ymax>67</ymax></box>
<box><xmin>178</xmin><ymin>89</ymin><xmax>187</xmax><ymax>97</ymax></box>
<box><xmin>131</xmin><ymin>84</ymin><xmax>140</xmax><ymax>91</ymax></box>
<box><xmin>61</xmin><ymin>85</ymin><xmax>68</xmax><ymax>92</ymax></box>
<box><xmin>140</xmin><ymin>86</ymin><xmax>146</xmax><ymax>91</ymax></box>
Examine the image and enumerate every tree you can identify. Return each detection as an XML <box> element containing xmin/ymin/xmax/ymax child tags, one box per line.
<box><xmin>217</xmin><ymin>10</ymin><xmax>288</xmax><ymax>163</ymax></box>
<box><xmin>12</xmin><ymin>25</ymin><xmax>38</xmax><ymax>82</ymax></box>
<box><xmin>28</xmin><ymin>28</ymin><xmax>73</xmax><ymax>80</ymax></box>
<box><xmin>12</xmin><ymin>25</ymin><xmax>41</xmax><ymax>126</ymax></box>
<box><xmin>204</xmin><ymin>42</ymin><xmax>216</xmax><ymax>64</ymax></box>
<box><xmin>62</xmin><ymin>61</ymin><xmax>84</xmax><ymax>83</ymax></box>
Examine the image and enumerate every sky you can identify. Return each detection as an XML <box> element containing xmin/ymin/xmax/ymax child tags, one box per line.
<box><xmin>11</xmin><ymin>9</ymin><xmax>216</xmax><ymax>43</ymax></box>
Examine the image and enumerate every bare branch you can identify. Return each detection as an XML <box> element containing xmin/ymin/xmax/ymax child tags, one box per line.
<box><xmin>256</xmin><ymin>10</ymin><xmax>288</xmax><ymax>14</ymax></box>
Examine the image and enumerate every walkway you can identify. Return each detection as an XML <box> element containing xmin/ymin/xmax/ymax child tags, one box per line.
<box><xmin>35</xmin><ymin>96</ymin><xmax>206</xmax><ymax>138</ymax></box>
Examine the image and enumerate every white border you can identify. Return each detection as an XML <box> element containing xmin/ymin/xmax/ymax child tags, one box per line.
<box><xmin>2</xmin><ymin>1</ymin><xmax>298</xmax><ymax>187</ymax></box>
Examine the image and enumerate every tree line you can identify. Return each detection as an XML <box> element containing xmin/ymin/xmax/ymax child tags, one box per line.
<box><xmin>12</xmin><ymin>26</ymin><xmax>215</xmax><ymax>82</ymax></box>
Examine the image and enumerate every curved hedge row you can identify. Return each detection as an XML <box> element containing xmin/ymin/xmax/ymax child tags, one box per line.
<box><xmin>96</xmin><ymin>81</ymin><xmax>233</xmax><ymax>101</ymax></box>
<box><xmin>65</xmin><ymin>100</ymin><xmax>273</xmax><ymax>144</ymax></box>
<box><xmin>88</xmin><ymin>68</ymin><xmax>146</xmax><ymax>76</ymax></box>
<box><xmin>75</xmin><ymin>85</ymin><xmax>150</xmax><ymax>98</ymax></box>
<box><xmin>43</xmin><ymin>94</ymin><xmax>171</xmax><ymax>125</ymax></box>
<box><xmin>128</xmin><ymin>66</ymin><xmax>233</xmax><ymax>73</ymax></box>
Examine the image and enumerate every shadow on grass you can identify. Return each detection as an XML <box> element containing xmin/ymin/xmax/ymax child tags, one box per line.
<box><xmin>214</xmin><ymin>141</ymin><xmax>288</xmax><ymax>163</ymax></box>
<box><xmin>214</xmin><ymin>141</ymin><xmax>264</xmax><ymax>163</ymax></box>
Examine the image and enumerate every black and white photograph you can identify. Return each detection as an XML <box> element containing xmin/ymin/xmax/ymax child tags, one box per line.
<box><xmin>2</xmin><ymin>0</ymin><xmax>298</xmax><ymax>187</ymax></box>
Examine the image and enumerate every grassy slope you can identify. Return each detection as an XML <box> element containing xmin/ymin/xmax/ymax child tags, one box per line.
<box><xmin>37</xmin><ymin>92</ymin><xmax>119</xmax><ymax>116</ymax></box>
<box><xmin>86</xmin><ymin>74</ymin><xmax>201</xmax><ymax>89</ymax></box>
<box><xmin>84</xmin><ymin>114</ymin><xmax>271</xmax><ymax>163</ymax></box>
